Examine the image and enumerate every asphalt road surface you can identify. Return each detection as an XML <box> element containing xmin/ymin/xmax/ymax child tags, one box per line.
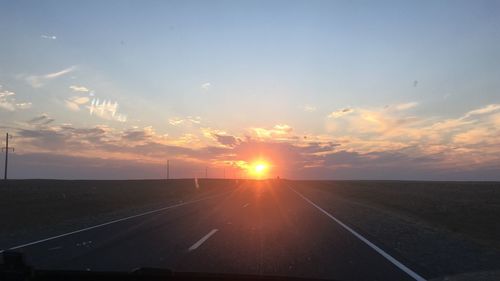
<box><xmin>2</xmin><ymin>180</ymin><xmax>426</xmax><ymax>281</ymax></box>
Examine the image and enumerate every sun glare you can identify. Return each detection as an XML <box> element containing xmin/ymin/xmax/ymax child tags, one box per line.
<box><xmin>249</xmin><ymin>161</ymin><xmax>269</xmax><ymax>178</ymax></box>
<box><xmin>255</xmin><ymin>164</ymin><xmax>266</xmax><ymax>173</ymax></box>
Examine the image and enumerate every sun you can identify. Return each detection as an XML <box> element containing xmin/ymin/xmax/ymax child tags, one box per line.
<box><xmin>255</xmin><ymin>163</ymin><xmax>267</xmax><ymax>173</ymax></box>
<box><xmin>249</xmin><ymin>161</ymin><xmax>269</xmax><ymax>178</ymax></box>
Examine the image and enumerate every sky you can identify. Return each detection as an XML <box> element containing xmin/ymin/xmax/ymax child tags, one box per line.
<box><xmin>0</xmin><ymin>0</ymin><xmax>499</xmax><ymax>180</ymax></box>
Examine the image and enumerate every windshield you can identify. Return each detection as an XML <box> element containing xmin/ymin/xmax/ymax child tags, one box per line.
<box><xmin>1</xmin><ymin>1</ymin><xmax>500</xmax><ymax>281</ymax></box>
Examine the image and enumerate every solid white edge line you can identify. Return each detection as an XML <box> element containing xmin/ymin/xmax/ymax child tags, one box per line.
<box><xmin>0</xmin><ymin>193</ymin><xmax>227</xmax><ymax>253</ymax></box>
<box><xmin>289</xmin><ymin>186</ymin><xmax>427</xmax><ymax>281</ymax></box>
<box><xmin>188</xmin><ymin>229</ymin><xmax>218</xmax><ymax>251</ymax></box>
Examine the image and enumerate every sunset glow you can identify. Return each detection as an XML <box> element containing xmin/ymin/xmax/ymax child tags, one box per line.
<box><xmin>255</xmin><ymin>164</ymin><xmax>266</xmax><ymax>173</ymax></box>
<box><xmin>248</xmin><ymin>161</ymin><xmax>269</xmax><ymax>178</ymax></box>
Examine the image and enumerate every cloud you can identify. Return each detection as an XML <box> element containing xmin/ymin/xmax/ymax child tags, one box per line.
<box><xmin>429</xmin><ymin>104</ymin><xmax>500</xmax><ymax>131</ymax></box>
<box><xmin>69</xmin><ymin>85</ymin><xmax>90</xmax><ymax>92</ymax></box>
<box><xmin>6</xmin><ymin>101</ymin><xmax>500</xmax><ymax>180</ymax></box>
<box><xmin>11</xmin><ymin>123</ymin><xmax>202</xmax><ymax>164</ymax></box>
<box><xmin>274</xmin><ymin>124</ymin><xmax>292</xmax><ymax>133</ymax></box>
<box><xmin>0</xmin><ymin>87</ymin><xmax>32</xmax><ymax>111</ymax></box>
<box><xmin>168</xmin><ymin>118</ymin><xmax>184</xmax><ymax>126</ymax></box>
<box><xmin>64</xmin><ymin>92</ymin><xmax>127</xmax><ymax>122</ymax></box>
<box><xmin>122</xmin><ymin>126</ymin><xmax>156</xmax><ymax>142</ymax></box>
<box><xmin>327</xmin><ymin>103</ymin><xmax>420</xmax><ymax>136</ymax></box>
<box><xmin>463</xmin><ymin>104</ymin><xmax>500</xmax><ymax>119</ymax></box>
<box><xmin>0</xmin><ymin>94</ymin><xmax>17</xmax><ymax>111</ymax></box>
<box><xmin>89</xmin><ymin>98</ymin><xmax>127</xmax><ymax>122</ymax></box>
<box><xmin>201</xmin><ymin>82</ymin><xmax>211</xmax><ymax>91</ymax></box>
<box><xmin>213</xmin><ymin>134</ymin><xmax>239</xmax><ymax>147</ymax></box>
<box><xmin>45</xmin><ymin>66</ymin><xmax>76</xmax><ymax>79</ymax></box>
<box><xmin>328</xmin><ymin>108</ymin><xmax>353</xmax><ymax>118</ymax></box>
<box><xmin>453</xmin><ymin>128</ymin><xmax>494</xmax><ymax>145</ymax></box>
<box><xmin>250</xmin><ymin>124</ymin><xmax>293</xmax><ymax>140</ymax></box>
<box><xmin>4</xmin><ymin>101</ymin><xmax>500</xmax><ymax>180</ymax></box>
<box><xmin>10</xmin><ymin>120</ymin><xmax>294</xmax><ymax>177</ymax></box>
<box><xmin>168</xmin><ymin>116</ymin><xmax>201</xmax><ymax>126</ymax></box>
<box><xmin>65</xmin><ymin>96</ymin><xmax>90</xmax><ymax>111</ymax></box>
<box><xmin>25</xmin><ymin>66</ymin><xmax>76</xmax><ymax>88</ymax></box>
<box><xmin>14</xmin><ymin>102</ymin><xmax>32</xmax><ymax>109</ymax></box>
<box><xmin>324</xmin><ymin>102</ymin><xmax>500</xmax><ymax>173</ymax></box>
<box><xmin>41</xmin><ymin>34</ymin><xmax>57</xmax><ymax>40</ymax></box>
<box><xmin>28</xmin><ymin>114</ymin><xmax>54</xmax><ymax>125</ymax></box>
<box><xmin>326</xmin><ymin>102</ymin><xmax>425</xmax><ymax>136</ymax></box>
<box><xmin>301</xmin><ymin>105</ymin><xmax>317</xmax><ymax>112</ymax></box>
<box><xmin>393</xmin><ymin>102</ymin><xmax>419</xmax><ymax>111</ymax></box>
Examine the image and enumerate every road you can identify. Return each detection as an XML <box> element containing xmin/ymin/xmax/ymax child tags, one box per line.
<box><xmin>3</xmin><ymin>180</ymin><xmax>425</xmax><ymax>281</ymax></box>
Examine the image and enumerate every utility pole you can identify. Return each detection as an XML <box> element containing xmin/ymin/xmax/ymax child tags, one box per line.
<box><xmin>223</xmin><ymin>167</ymin><xmax>226</xmax><ymax>179</ymax></box>
<box><xmin>205</xmin><ymin>166</ymin><xmax>208</xmax><ymax>178</ymax></box>
<box><xmin>2</xmin><ymin>133</ymin><xmax>14</xmax><ymax>180</ymax></box>
<box><xmin>166</xmin><ymin>160</ymin><xmax>170</xmax><ymax>180</ymax></box>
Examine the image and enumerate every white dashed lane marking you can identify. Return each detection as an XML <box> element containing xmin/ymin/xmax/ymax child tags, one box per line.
<box><xmin>188</xmin><ymin>229</ymin><xmax>218</xmax><ymax>251</ymax></box>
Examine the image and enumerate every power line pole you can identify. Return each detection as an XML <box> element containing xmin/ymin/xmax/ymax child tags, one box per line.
<box><xmin>223</xmin><ymin>167</ymin><xmax>226</xmax><ymax>179</ymax></box>
<box><xmin>2</xmin><ymin>133</ymin><xmax>14</xmax><ymax>180</ymax></box>
<box><xmin>166</xmin><ymin>160</ymin><xmax>170</xmax><ymax>180</ymax></box>
<box><xmin>205</xmin><ymin>166</ymin><xmax>208</xmax><ymax>178</ymax></box>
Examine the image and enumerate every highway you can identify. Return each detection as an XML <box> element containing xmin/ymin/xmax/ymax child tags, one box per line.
<box><xmin>3</xmin><ymin>180</ymin><xmax>425</xmax><ymax>281</ymax></box>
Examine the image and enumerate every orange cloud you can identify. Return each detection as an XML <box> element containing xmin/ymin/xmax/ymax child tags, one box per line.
<box><xmin>7</xmin><ymin>102</ymin><xmax>500</xmax><ymax>180</ymax></box>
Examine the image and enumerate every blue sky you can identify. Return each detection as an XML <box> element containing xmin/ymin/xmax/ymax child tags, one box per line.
<box><xmin>0</xmin><ymin>0</ymin><xmax>499</xmax><ymax>179</ymax></box>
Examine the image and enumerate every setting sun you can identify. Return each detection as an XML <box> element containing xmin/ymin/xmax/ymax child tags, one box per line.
<box><xmin>255</xmin><ymin>163</ymin><xmax>267</xmax><ymax>173</ymax></box>
<box><xmin>248</xmin><ymin>161</ymin><xmax>269</xmax><ymax>178</ymax></box>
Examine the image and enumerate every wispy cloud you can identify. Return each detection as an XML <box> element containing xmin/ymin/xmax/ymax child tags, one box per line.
<box><xmin>250</xmin><ymin>124</ymin><xmax>293</xmax><ymax>140</ymax></box>
<box><xmin>392</xmin><ymin>102</ymin><xmax>419</xmax><ymax>111</ymax></box>
<box><xmin>201</xmin><ymin>82</ymin><xmax>211</xmax><ymax>91</ymax></box>
<box><xmin>89</xmin><ymin>98</ymin><xmax>127</xmax><ymax>122</ymax></box>
<box><xmin>25</xmin><ymin>66</ymin><xmax>76</xmax><ymax>88</ymax></box>
<box><xmin>15</xmin><ymin>102</ymin><xmax>32</xmax><ymax>109</ymax></box>
<box><xmin>301</xmin><ymin>105</ymin><xmax>317</xmax><ymax>112</ymax></box>
<box><xmin>429</xmin><ymin>104</ymin><xmax>500</xmax><ymax>131</ymax></box>
<box><xmin>45</xmin><ymin>66</ymin><xmax>76</xmax><ymax>79</ymax></box>
<box><xmin>69</xmin><ymin>85</ymin><xmax>90</xmax><ymax>92</ymax></box>
<box><xmin>65</xmin><ymin>96</ymin><xmax>90</xmax><ymax>111</ymax></box>
<box><xmin>463</xmin><ymin>104</ymin><xmax>500</xmax><ymax>118</ymax></box>
<box><xmin>328</xmin><ymin>108</ymin><xmax>353</xmax><ymax>118</ymax></box>
<box><xmin>169</xmin><ymin>116</ymin><xmax>202</xmax><ymax>126</ymax></box>
<box><xmin>28</xmin><ymin>114</ymin><xmax>54</xmax><ymax>125</ymax></box>
<box><xmin>41</xmin><ymin>34</ymin><xmax>57</xmax><ymax>40</ymax></box>
<box><xmin>63</xmin><ymin>89</ymin><xmax>127</xmax><ymax>122</ymax></box>
<box><xmin>0</xmin><ymin>86</ymin><xmax>32</xmax><ymax>111</ymax></box>
<box><xmin>168</xmin><ymin>118</ymin><xmax>184</xmax><ymax>126</ymax></box>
